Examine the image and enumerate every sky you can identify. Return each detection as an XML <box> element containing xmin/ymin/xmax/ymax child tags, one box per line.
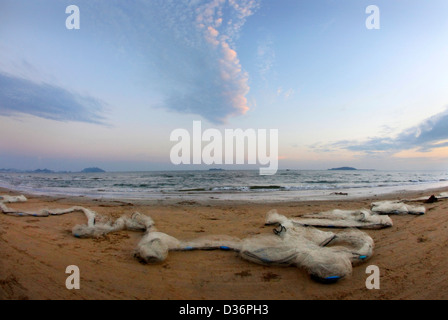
<box><xmin>1</xmin><ymin>0</ymin><xmax>448</xmax><ymax>172</ymax></box>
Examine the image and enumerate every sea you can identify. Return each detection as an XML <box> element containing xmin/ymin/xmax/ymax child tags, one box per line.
<box><xmin>1</xmin><ymin>170</ymin><xmax>447</xmax><ymax>202</ymax></box>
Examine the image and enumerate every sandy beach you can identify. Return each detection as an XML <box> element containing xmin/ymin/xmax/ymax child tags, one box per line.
<box><xmin>1</xmin><ymin>186</ymin><xmax>448</xmax><ymax>300</ymax></box>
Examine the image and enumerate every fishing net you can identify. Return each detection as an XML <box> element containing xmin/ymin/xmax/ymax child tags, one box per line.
<box><xmin>2</xmin><ymin>193</ymin><xmax>436</xmax><ymax>283</ymax></box>
<box><xmin>370</xmin><ymin>201</ymin><xmax>426</xmax><ymax>215</ymax></box>
<box><xmin>0</xmin><ymin>195</ymin><xmax>98</xmax><ymax>221</ymax></box>
<box><xmin>72</xmin><ymin>211</ymin><xmax>154</xmax><ymax>238</ymax></box>
<box><xmin>239</xmin><ymin>214</ymin><xmax>373</xmax><ymax>282</ymax></box>
<box><xmin>132</xmin><ymin>211</ymin><xmax>374</xmax><ymax>283</ymax></box>
<box><xmin>263</xmin><ymin>198</ymin><xmax>428</xmax><ymax>230</ymax></box>
<box><xmin>266</xmin><ymin>208</ymin><xmax>393</xmax><ymax>229</ymax></box>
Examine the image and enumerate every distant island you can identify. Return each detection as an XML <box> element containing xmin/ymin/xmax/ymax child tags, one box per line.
<box><xmin>328</xmin><ymin>167</ymin><xmax>375</xmax><ymax>171</ymax></box>
<box><xmin>81</xmin><ymin>167</ymin><xmax>106</xmax><ymax>173</ymax></box>
<box><xmin>0</xmin><ymin>167</ymin><xmax>106</xmax><ymax>173</ymax></box>
<box><xmin>0</xmin><ymin>168</ymin><xmax>63</xmax><ymax>173</ymax></box>
<box><xmin>209</xmin><ymin>168</ymin><xmax>225</xmax><ymax>171</ymax></box>
<box><xmin>31</xmin><ymin>168</ymin><xmax>55</xmax><ymax>173</ymax></box>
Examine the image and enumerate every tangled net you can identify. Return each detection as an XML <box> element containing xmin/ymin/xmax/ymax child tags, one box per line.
<box><xmin>2</xmin><ymin>193</ymin><xmax>436</xmax><ymax>283</ymax></box>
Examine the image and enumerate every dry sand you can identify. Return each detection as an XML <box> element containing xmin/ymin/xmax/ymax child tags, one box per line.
<box><xmin>1</xmin><ymin>186</ymin><xmax>448</xmax><ymax>300</ymax></box>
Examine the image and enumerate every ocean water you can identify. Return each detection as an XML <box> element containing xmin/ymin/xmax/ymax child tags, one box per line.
<box><xmin>0</xmin><ymin>170</ymin><xmax>447</xmax><ymax>202</ymax></box>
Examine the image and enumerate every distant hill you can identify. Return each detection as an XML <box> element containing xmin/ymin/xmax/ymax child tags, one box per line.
<box><xmin>0</xmin><ymin>168</ymin><xmax>56</xmax><ymax>173</ymax></box>
<box><xmin>81</xmin><ymin>167</ymin><xmax>106</xmax><ymax>173</ymax></box>
<box><xmin>328</xmin><ymin>167</ymin><xmax>357</xmax><ymax>171</ymax></box>
<box><xmin>0</xmin><ymin>167</ymin><xmax>105</xmax><ymax>173</ymax></box>
<box><xmin>33</xmin><ymin>168</ymin><xmax>54</xmax><ymax>173</ymax></box>
<box><xmin>0</xmin><ymin>168</ymin><xmax>23</xmax><ymax>173</ymax></box>
<box><xmin>328</xmin><ymin>167</ymin><xmax>375</xmax><ymax>171</ymax></box>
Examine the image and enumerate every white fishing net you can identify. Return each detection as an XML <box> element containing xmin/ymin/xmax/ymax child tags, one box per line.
<box><xmin>237</xmin><ymin>212</ymin><xmax>373</xmax><ymax>282</ymax></box>
<box><xmin>123</xmin><ymin>210</ymin><xmax>374</xmax><ymax>283</ymax></box>
<box><xmin>266</xmin><ymin>208</ymin><xmax>393</xmax><ymax>229</ymax></box>
<box><xmin>262</xmin><ymin>198</ymin><xmax>428</xmax><ymax>230</ymax></box>
<box><xmin>1</xmin><ymin>193</ymin><xmax>437</xmax><ymax>283</ymax></box>
<box><xmin>0</xmin><ymin>195</ymin><xmax>98</xmax><ymax>221</ymax></box>
<box><xmin>371</xmin><ymin>201</ymin><xmax>426</xmax><ymax>215</ymax></box>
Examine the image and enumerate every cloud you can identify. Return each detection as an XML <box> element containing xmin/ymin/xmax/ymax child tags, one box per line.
<box><xmin>89</xmin><ymin>0</ymin><xmax>259</xmax><ymax>124</ymax></box>
<box><xmin>311</xmin><ymin>106</ymin><xmax>448</xmax><ymax>154</ymax></box>
<box><xmin>0</xmin><ymin>72</ymin><xmax>107</xmax><ymax>125</ymax></box>
<box><xmin>276</xmin><ymin>87</ymin><xmax>295</xmax><ymax>100</ymax></box>
<box><xmin>257</xmin><ymin>35</ymin><xmax>275</xmax><ymax>81</ymax></box>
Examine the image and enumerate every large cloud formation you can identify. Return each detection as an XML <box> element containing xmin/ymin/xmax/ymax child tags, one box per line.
<box><xmin>0</xmin><ymin>72</ymin><xmax>107</xmax><ymax>125</ymax></box>
<box><xmin>312</xmin><ymin>107</ymin><xmax>448</xmax><ymax>155</ymax></box>
<box><xmin>0</xmin><ymin>1</ymin><xmax>259</xmax><ymax>125</ymax></box>
<box><xmin>92</xmin><ymin>0</ymin><xmax>259</xmax><ymax>123</ymax></box>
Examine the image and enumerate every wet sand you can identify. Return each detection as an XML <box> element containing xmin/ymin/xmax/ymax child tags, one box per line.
<box><xmin>1</xmin><ymin>186</ymin><xmax>448</xmax><ymax>300</ymax></box>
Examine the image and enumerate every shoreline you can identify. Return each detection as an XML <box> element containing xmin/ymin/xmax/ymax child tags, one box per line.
<box><xmin>1</xmin><ymin>169</ymin><xmax>447</xmax><ymax>204</ymax></box>
<box><xmin>1</xmin><ymin>185</ymin><xmax>448</xmax><ymax>300</ymax></box>
<box><xmin>1</xmin><ymin>180</ymin><xmax>448</xmax><ymax>206</ymax></box>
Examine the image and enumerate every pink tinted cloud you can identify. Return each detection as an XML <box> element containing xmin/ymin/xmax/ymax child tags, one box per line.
<box><xmin>195</xmin><ymin>0</ymin><xmax>259</xmax><ymax>119</ymax></box>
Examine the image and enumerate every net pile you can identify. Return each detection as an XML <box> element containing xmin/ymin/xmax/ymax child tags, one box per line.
<box><xmin>131</xmin><ymin>211</ymin><xmax>374</xmax><ymax>283</ymax></box>
<box><xmin>2</xmin><ymin>193</ymin><xmax>436</xmax><ymax>283</ymax></box>
<box><xmin>270</xmin><ymin>208</ymin><xmax>393</xmax><ymax>229</ymax></box>
<box><xmin>0</xmin><ymin>195</ymin><xmax>97</xmax><ymax>220</ymax></box>
<box><xmin>370</xmin><ymin>201</ymin><xmax>426</xmax><ymax>215</ymax></box>
<box><xmin>268</xmin><ymin>200</ymin><xmax>429</xmax><ymax>230</ymax></box>
<box><xmin>0</xmin><ymin>195</ymin><xmax>148</xmax><ymax>237</ymax></box>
